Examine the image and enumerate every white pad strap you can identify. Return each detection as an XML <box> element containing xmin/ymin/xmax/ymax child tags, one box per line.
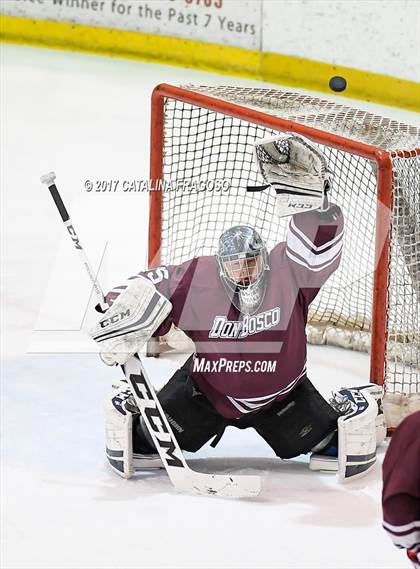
<box><xmin>337</xmin><ymin>388</ymin><xmax>378</xmax><ymax>481</ymax></box>
<box><xmin>90</xmin><ymin>276</ymin><xmax>172</xmax><ymax>365</ymax></box>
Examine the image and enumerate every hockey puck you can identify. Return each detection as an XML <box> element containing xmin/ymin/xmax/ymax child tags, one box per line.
<box><xmin>329</xmin><ymin>76</ymin><xmax>347</xmax><ymax>92</ymax></box>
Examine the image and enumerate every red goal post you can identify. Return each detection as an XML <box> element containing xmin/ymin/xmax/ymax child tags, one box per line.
<box><xmin>148</xmin><ymin>83</ymin><xmax>420</xmax><ymax>428</ymax></box>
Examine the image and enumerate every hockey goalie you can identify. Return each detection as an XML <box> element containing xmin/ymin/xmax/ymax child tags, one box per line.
<box><xmin>90</xmin><ymin>133</ymin><xmax>385</xmax><ymax>481</ymax></box>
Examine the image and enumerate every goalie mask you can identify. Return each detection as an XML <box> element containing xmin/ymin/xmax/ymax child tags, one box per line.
<box><xmin>216</xmin><ymin>225</ymin><xmax>269</xmax><ymax>315</ymax></box>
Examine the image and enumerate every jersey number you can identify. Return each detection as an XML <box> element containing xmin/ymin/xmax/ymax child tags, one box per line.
<box><xmin>146</xmin><ymin>267</ymin><xmax>169</xmax><ymax>284</ymax></box>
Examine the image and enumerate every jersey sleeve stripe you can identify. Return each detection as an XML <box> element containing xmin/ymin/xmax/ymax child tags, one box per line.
<box><xmin>383</xmin><ymin>520</ymin><xmax>420</xmax><ymax>533</ymax></box>
<box><xmin>382</xmin><ymin>529</ymin><xmax>420</xmax><ymax>550</ymax></box>
<box><xmin>286</xmin><ymin>247</ymin><xmax>342</xmax><ymax>272</ymax></box>
<box><xmin>289</xmin><ymin>222</ymin><xmax>342</xmax><ymax>257</ymax></box>
<box><xmin>287</xmin><ymin>228</ymin><xmax>343</xmax><ymax>266</ymax></box>
<box><xmin>290</xmin><ymin>217</ymin><xmax>344</xmax><ymax>252</ymax></box>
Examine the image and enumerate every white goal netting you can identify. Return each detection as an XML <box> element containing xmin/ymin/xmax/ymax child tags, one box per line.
<box><xmin>153</xmin><ymin>86</ymin><xmax>420</xmax><ymax>427</ymax></box>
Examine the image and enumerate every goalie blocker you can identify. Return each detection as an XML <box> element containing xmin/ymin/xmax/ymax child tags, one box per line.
<box><xmin>90</xmin><ymin>275</ymin><xmax>172</xmax><ymax>366</ymax></box>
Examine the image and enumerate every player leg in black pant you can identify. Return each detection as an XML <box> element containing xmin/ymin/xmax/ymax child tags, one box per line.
<box><xmin>134</xmin><ymin>370</ymin><xmax>339</xmax><ymax>459</ymax></box>
<box><xmin>133</xmin><ymin>362</ymin><xmax>229</xmax><ymax>455</ymax></box>
<box><xmin>246</xmin><ymin>377</ymin><xmax>341</xmax><ymax>459</ymax></box>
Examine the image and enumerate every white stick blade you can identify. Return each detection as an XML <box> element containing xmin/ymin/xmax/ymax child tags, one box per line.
<box><xmin>170</xmin><ymin>468</ymin><xmax>261</xmax><ymax>499</ymax></box>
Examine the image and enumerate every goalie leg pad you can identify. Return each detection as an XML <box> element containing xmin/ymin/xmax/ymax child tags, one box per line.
<box><xmin>310</xmin><ymin>384</ymin><xmax>385</xmax><ymax>476</ymax></box>
<box><xmin>336</xmin><ymin>388</ymin><xmax>378</xmax><ymax>481</ymax></box>
<box><xmin>105</xmin><ymin>381</ymin><xmax>162</xmax><ymax>478</ymax></box>
<box><xmin>105</xmin><ymin>381</ymin><xmax>135</xmax><ymax>478</ymax></box>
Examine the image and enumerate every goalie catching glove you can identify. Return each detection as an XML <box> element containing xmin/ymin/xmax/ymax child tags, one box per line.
<box><xmin>89</xmin><ymin>276</ymin><xmax>172</xmax><ymax>366</ymax></box>
<box><xmin>249</xmin><ymin>133</ymin><xmax>333</xmax><ymax>217</ymax></box>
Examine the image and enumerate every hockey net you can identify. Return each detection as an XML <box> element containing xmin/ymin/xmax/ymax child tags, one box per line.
<box><xmin>148</xmin><ymin>84</ymin><xmax>420</xmax><ymax>429</ymax></box>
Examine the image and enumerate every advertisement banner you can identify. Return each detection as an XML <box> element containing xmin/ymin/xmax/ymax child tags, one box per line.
<box><xmin>1</xmin><ymin>0</ymin><xmax>262</xmax><ymax>50</ymax></box>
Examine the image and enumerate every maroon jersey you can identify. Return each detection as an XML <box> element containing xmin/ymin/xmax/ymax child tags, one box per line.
<box><xmin>382</xmin><ymin>411</ymin><xmax>420</xmax><ymax>566</ymax></box>
<box><xmin>106</xmin><ymin>206</ymin><xmax>343</xmax><ymax>419</ymax></box>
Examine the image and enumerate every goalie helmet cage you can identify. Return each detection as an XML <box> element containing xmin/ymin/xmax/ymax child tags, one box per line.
<box><xmin>148</xmin><ymin>83</ymin><xmax>420</xmax><ymax>429</ymax></box>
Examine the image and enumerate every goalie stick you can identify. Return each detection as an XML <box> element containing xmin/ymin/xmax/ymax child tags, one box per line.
<box><xmin>41</xmin><ymin>171</ymin><xmax>261</xmax><ymax>499</ymax></box>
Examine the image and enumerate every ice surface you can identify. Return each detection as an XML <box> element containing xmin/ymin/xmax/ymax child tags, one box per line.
<box><xmin>2</xmin><ymin>44</ymin><xmax>417</xmax><ymax>569</ymax></box>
